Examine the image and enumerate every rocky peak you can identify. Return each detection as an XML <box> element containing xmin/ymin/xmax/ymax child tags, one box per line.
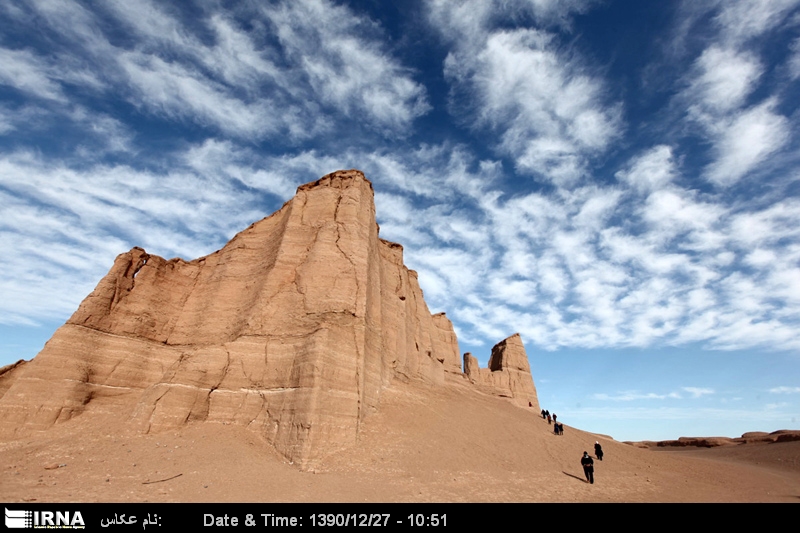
<box><xmin>464</xmin><ymin>334</ymin><xmax>539</xmax><ymax>410</ymax></box>
<box><xmin>0</xmin><ymin>169</ymin><xmax>539</xmax><ymax>467</ymax></box>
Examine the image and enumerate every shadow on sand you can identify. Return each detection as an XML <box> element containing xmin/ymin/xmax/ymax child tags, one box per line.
<box><xmin>562</xmin><ymin>471</ymin><xmax>589</xmax><ymax>484</ymax></box>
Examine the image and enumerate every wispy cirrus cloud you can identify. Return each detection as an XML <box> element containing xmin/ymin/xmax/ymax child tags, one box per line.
<box><xmin>789</xmin><ymin>38</ymin><xmax>800</xmax><ymax>79</ymax></box>
<box><xmin>770</xmin><ymin>386</ymin><xmax>800</xmax><ymax>394</ymax></box>
<box><xmin>382</xmin><ymin>141</ymin><xmax>800</xmax><ymax>352</ymax></box>
<box><xmin>262</xmin><ymin>1</ymin><xmax>430</xmax><ymax>135</ymax></box>
<box><xmin>7</xmin><ymin>129</ymin><xmax>799</xmax><ymax>355</ymax></box>
<box><xmin>0</xmin><ymin>146</ymin><xmax>274</xmax><ymax>325</ymax></box>
<box><xmin>0</xmin><ymin>48</ymin><xmax>68</xmax><ymax>102</ymax></box>
<box><xmin>703</xmin><ymin>99</ymin><xmax>791</xmax><ymax>186</ymax></box>
<box><xmin>592</xmin><ymin>390</ymin><xmax>683</xmax><ymax>401</ymax></box>
<box><xmin>428</xmin><ymin>0</ymin><xmax>621</xmax><ymax>186</ymax></box>
<box><xmin>671</xmin><ymin>0</ymin><xmax>798</xmax><ymax>187</ymax></box>
<box><xmin>615</xmin><ymin>145</ymin><xmax>677</xmax><ymax>194</ymax></box>
<box><xmin>568</xmin><ymin>404</ymin><xmax>795</xmax><ymax>441</ymax></box>
<box><xmin>682</xmin><ymin>387</ymin><xmax>714</xmax><ymax>398</ymax></box>
<box><xmin>711</xmin><ymin>0</ymin><xmax>800</xmax><ymax>45</ymax></box>
<box><xmin>0</xmin><ymin>0</ymin><xmax>428</xmax><ymax>143</ymax></box>
<box><xmin>576</xmin><ymin>405</ymin><xmax>793</xmax><ymax>421</ymax></box>
<box><xmin>684</xmin><ymin>46</ymin><xmax>762</xmax><ymax>114</ymax></box>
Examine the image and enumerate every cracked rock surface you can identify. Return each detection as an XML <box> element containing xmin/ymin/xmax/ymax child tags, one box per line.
<box><xmin>0</xmin><ymin>170</ymin><xmax>538</xmax><ymax>468</ymax></box>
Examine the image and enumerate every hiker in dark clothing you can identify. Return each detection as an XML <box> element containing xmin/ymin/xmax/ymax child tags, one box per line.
<box><xmin>552</xmin><ymin>413</ymin><xmax>557</xmax><ymax>424</ymax></box>
<box><xmin>541</xmin><ymin>409</ymin><xmax>546</xmax><ymax>419</ymax></box>
<box><xmin>594</xmin><ymin>441</ymin><xmax>604</xmax><ymax>461</ymax></box>
<box><xmin>581</xmin><ymin>452</ymin><xmax>594</xmax><ymax>484</ymax></box>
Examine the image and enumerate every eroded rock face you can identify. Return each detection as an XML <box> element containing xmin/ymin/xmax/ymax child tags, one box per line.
<box><xmin>0</xmin><ymin>170</ymin><xmax>537</xmax><ymax>466</ymax></box>
<box><xmin>463</xmin><ymin>334</ymin><xmax>539</xmax><ymax>410</ymax></box>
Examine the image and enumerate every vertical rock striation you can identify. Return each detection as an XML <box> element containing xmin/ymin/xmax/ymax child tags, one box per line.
<box><xmin>0</xmin><ymin>170</ymin><xmax>537</xmax><ymax>466</ymax></box>
<box><xmin>463</xmin><ymin>334</ymin><xmax>539</xmax><ymax>410</ymax></box>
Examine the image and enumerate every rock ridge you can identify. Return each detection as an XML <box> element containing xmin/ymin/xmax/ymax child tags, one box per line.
<box><xmin>463</xmin><ymin>333</ymin><xmax>539</xmax><ymax>409</ymax></box>
<box><xmin>0</xmin><ymin>169</ymin><xmax>538</xmax><ymax>467</ymax></box>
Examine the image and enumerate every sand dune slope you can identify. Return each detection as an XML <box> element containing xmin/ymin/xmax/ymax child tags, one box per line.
<box><xmin>1</xmin><ymin>377</ymin><xmax>797</xmax><ymax>503</ymax></box>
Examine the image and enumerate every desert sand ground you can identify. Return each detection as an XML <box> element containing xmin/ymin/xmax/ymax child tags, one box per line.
<box><xmin>1</xmin><ymin>378</ymin><xmax>798</xmax><ymax>503</ymax></box>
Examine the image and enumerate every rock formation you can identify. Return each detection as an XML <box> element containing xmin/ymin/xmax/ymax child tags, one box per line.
<box><xmin>627</xmin><ymin>429</ymin><xmax>800</xmax><ymax>448</ymax></box>
<box><xmin>0</xmin><ymin>170</ymin><xmax>538</xmax><ymax>467</ymax></box>
<box><xmin>463</xmin><ymin>334</ymin><xmax>539</xmax><ymax>410</ymax></box>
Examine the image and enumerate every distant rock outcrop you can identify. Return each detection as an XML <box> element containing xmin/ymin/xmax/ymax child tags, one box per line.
<box><xmin>463</xmin><ymin>334</ymin><xmax>539</xmax><ymax>410</ymax></box>
<box><xmin>626</xmin><ymin>429</ymin><xmax>800</xmax><ymax>448</ymax></box>
<box><xmin>0</xmin><ymin>170</ymin><xmax>538</xmax><ymax>467</ymax></box>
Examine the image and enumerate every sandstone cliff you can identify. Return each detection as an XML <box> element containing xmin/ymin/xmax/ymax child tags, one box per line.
<box><xmin>0</xmin><ymin>170</ymin><xmax>538</xmax><ymax>466</ymax></box>
<box><xmin>463</xmin><ymin>334</ymin><xmax>539</xmax><ymax>410</ymax></box>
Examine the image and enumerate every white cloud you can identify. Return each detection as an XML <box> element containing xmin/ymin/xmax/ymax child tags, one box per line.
<box><xmin>19</xmin><ymin>0</ymin><xmax>110</xmax><ymax>56</ymax></box>
<box><xmin>479</xmin><ymin>28</ymin><xmax>620</xmax><ymax>183</ymax></box>
<box><xmin>641</xmin><ymin>189</ymin><xmax>725</xmax><ymax>247</ymax></box>
<box><xmin>672</xmin><ymin>2</ymin><xmax>796</xmax><ymax>188</ymax></box>
<box><xmin>712</xmin><ymin>0</ymin><xmax>800</xmax><ymax>44</ymax></box>
<box><xmin>615</xmin><ymin>145</ymin><xmax>676</xmax><ymax>194</ymax></box>
<box><xmin>0</xmin><ymin>47</ymin><xmax>67</xmax><ymax>101</ymax></box>
<box><xmin>262</xmin><ymin>0</ymin><xmax>430</xmax><ymax>135</ymax></box>
<box><xmin>0</xmin><ymin>145</ymin><xmax>292</xmax><ymax>325</ymax></box>
<box><xmin>688</xmin><ymin>46</ymin><xmax>762</xmax><ymax>113</ymax></box>
<box><xmin>408</xmin><ymin>246</ymin><xmax>490</xmax><ymax>298</ymax></box>
<box><xmin>102</xmin><ymin>0</ymin><xmax>193</xmax><ymax>50</ymax></box>
<box><xmin>704</xmin><ymin>99</ymin><xmax>790</xmax><ymax>186</ymax></box>
<box><xmin>488</xmin><ymin>277</ymin><xmax>539</xmax><ymax>306</ymax></box>
<box><xmin>682</xmin><ymin>387</ymin><xmax>714</xmax><ymax>398</ymax></box>
<box><xmin>728</xmin><ymin>199</ymin><xmax>800</xmax><ymax>248</ymax></box>
<box><xmin>765</xmin><ymin>402</ymin><xmax>789</xmax><ymax>410</ymax></box>
<box><xmin>9</xmin><ymin>0</ymin><xmax>426</xmax><ymax>141</ymax></box>
<box><xmin>592</xmin><ymin>391</ymin><xmax>683</xmax><ymax>401</ymax></box>
<box><xmin>789</xmin><ymin>38</ymin><xmax>800</xmax><ymax>79</ymax></box>
<box><xmin>569</xmin><ymin>405</ymin><xmax>794</xmax><ymax>433</ymax></box>
<box><xmin>769</xmin><ymin>386</ymin><xmax>800</xmax><ymax>394</ymax></box>
<box><xmin>673</xmin><ymin>0</ymin><xmax>800</xmax><ymax>53</ymax></box>
<box><xmin>71</xmin><ymin>109</ymin><xmax>134</xmax><ymax>155</ymax></box>
<box><xmin>0</xmin><ymin>106</ymin><xmax>13</xmax><ymax>134</ymax></box>
<box><xmin>426</xmin><ymin>147</ymin><xmax>800</xmax><ymax>351</ymax></box>
<box><xmin>426</xmin><ymin>0</ymin><xmax>596</xmax><ymax>41</ymax></box>
<box><xmin>433</xmin><ymin>4</ymin><xmax>621</xmax><ymax>185</ymax></box>
<box><xmin>118</xmin><ymin>52</ymin><xmax>284</xmax><ymax>139</ymax></box>
<box><xmin>10</xmin><ymin>133</ymin><xmax>799</xmax><ymax>355</ymax></box>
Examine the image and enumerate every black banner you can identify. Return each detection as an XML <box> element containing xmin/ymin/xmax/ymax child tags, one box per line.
<box><xmin>1</xmin><ymin>503</ymin><xmax>779</xmax><ymax>531</ymax></box>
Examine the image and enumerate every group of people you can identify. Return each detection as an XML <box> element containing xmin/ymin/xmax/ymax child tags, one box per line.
<box><xmin>540</xmin><ymin>408</ymin><xmax>564</xmax><ymax>435</ymax></box>
<box><xmin>540</xmin><ymin>408</ymin><xmax>556</xmax><ymax>423</ymax></box>
<box><xmin>537</xmin><ymin>406</ymin><xmax>604</xmax><ymax>484</ymax></box>
<box><xmin>581</xmin><ymin>442</ymin><xmax>604</xmax><ymax>484</ymax></box>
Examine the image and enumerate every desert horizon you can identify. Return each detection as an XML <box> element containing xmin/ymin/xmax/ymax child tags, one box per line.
<box><xmin>2</xmin><ymin>377</ymin><xmax>799</xmax><ymax>503</ymax></box>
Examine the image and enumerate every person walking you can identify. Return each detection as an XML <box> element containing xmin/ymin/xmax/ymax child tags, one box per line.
<box><xmin>594</xmin><ymin>441</ymin><xmax>604</xmax><ymax>461</ymax></box>
<box><xmin>581</xmin><ymin>451</ymin><xmax>594</xmax><ymax>484</ymax></box>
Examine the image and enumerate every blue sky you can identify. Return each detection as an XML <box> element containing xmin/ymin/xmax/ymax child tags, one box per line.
<box><xmin>1</xmin><ymin>0</ymin><xmax>799</xmax><ymax>442</ymax></box>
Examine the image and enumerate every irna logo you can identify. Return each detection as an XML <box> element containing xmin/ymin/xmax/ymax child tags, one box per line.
<box><xmin>5</xmin><ymin>508</ymin><xmax>85</xmax><ymax>529</ymax></box>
